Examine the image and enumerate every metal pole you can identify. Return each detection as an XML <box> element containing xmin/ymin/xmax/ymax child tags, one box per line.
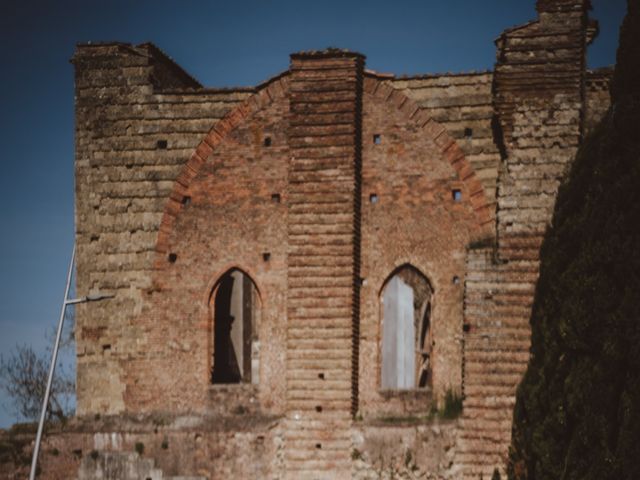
<box><xmin>29</xmin><ymin>245</ymin><xmax>75</xmax><ymax>480</ymax></box>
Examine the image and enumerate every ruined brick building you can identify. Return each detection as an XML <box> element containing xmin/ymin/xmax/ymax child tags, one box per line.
<box><xmin>64</xmin><ymin>0</ymin><xmax>613</xmax><ymax>478</ymax></box>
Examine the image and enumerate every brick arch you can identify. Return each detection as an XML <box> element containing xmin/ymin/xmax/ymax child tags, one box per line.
<box><xmin>378</xmin><ymin>262</ymin><xmax>434</xmax><ymax>298</ymax></box>
<box><xmin>203</xmin><ymin>264</ymin><xmax>263</xmax><ymax>307</ymax></box>
<box><xmin>154</xmin><ymin>73</ymin><xmax>290</xmax><ymax>267</ymax></box>
<box><xmin>363</xmin><ymin>75</ymin><xmax>495</xmax><ymax>239</ymax></box>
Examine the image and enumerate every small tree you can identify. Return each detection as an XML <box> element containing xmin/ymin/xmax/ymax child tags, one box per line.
<box><xmin>0</xmin><ymin>307</ymin><xmax>76</xmax><ymax>423</ymax></box>
<box><xmin>0</xmin><ymin>344</ymin><xmax>74</xmax><ymax>422</ymax></box>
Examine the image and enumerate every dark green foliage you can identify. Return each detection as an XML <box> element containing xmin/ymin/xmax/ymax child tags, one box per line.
<box><xmin>509</xmin><ymin>3</ymin><xmax>640</xmax><ymax>479</ymax></box>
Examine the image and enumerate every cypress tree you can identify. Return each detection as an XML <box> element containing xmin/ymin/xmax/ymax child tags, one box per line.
<box><xmin>509</xmin><ymin>2</ymin><xmax>640</xmax><ymax>478</ymax></box>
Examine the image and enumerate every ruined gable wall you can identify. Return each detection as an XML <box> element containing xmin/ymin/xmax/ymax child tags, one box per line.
<box><xmin>73</xmin><ymin>43</ymin><xmax>251</xmax><ymax>415</ymax></box>
<box><xmin>358</xmin><ymin>77</ymin><xmax>489</xmax><ymax>419</ymax></box>
<box><xmin>121</xmin><ymin>79</ymin><xmax>290</xmax><ymax>415</ymax></box>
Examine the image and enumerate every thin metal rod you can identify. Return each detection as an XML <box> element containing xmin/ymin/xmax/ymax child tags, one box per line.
<box><xmin>29</xmin><ymin>245</ymin><xmax>75</xmax><ymax>480</ymax></box>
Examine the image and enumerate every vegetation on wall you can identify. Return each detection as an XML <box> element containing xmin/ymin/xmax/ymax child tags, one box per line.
<box><xmin>508</xmin><ymin>2</ymin><xmax>640</xmax><ymax>478</ymax></box>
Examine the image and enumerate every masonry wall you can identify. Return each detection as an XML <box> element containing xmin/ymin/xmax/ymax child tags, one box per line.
<box><xmin>392</xmin><ymin>72</ymin><xmax>501</xmax><ymax>206</ymax></box>
<box><xmin>73</xmin><ymin>43</ymin><xmax>251</xmax><ymax>415</ymax></box>
<box><xmin>456</xmin><ymin>1</ymin><xmax>594</xmax><ymax>477</ymax></box>
<box><xmin>118</xmin><ymin>75</ymin><xmax>290</xmax><ymax>416</ymax></box>
<box><xmin>358</xmin><ymin>76</ymin><xmax>489</xmax><ymax>418</ymax></box>
<box><xmin>71</xmin><ymin>3</ymin><xmax>615</xmax><ymax>476</ymax></box>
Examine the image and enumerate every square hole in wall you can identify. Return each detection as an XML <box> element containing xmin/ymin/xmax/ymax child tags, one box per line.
<box><xmin>464</xmin><ymin>127</ymin><xmax>473</xmax><ymax>139</ymax></box>
<box><xmin>263</xmin><ymin>252</ymin><xmax>271</xmax><ymax>262</ymax></box>
<box><xmin>373</xmin><ymin>134</ymin><xmax>381</xmax><ymax>145</ymax></box>
<box><xmin>369</xmin><ymin>194</ymin><xmax>378</xmax><ymax>204</ymax></box>
<box><xmin>452</xmin><ymin>189</ymin><xmax>462</xmax><ymax>202</ymax></box>
<box><xmin>168</xmin><ymin>253</ymin><xmax>178</xmax><ymax>263</ymax></box>
<box><xmin>271</xmin><ymin>193</ymin><xmax>281</xmax><ymax>203</ymax></box>
<box><xmin>181</xmin><ymin>196</ymin><xmax>191</xmax><ymax>206</ymax></box>
<box><xmin>264</xmin><ymin>136</ymin><xmax>272</xmax><ymax>147</ymax></box>
<box><xmin>157</xmin><ymin>139</ymin><xmax>168</xmax><ymax>149</ymax></box>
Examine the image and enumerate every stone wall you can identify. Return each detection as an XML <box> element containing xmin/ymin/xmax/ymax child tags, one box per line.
<box><xmin>0</xmin><ymin>417</ymin><xmax>462</xmax><ymax>480</ymax></box>
<box><xmin>0</xmin><ymin>415</ymin><xmax>281</xmax><ymax>480</ymax></box>
<box><xmin>352</xmin><ymin>419</ymin><xmax>458</xmax><ymax>479</ymax></box>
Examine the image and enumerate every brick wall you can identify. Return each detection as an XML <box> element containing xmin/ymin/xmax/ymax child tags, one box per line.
<box><xmin>392</xmin><ymin>72</ymin><xmax>501</xmax><ymax>205</ymax></box>
<box><xmin>73</xmin><ymin>43</ymin><xmax>251</xmax><ymax>415</ymax></box>
<box><xmin>358</xmin><ymin>75</ymin><xmax>491</xmax><ymax>419</ymax></box>
<box><xmin>457</xmin><ymin>1</ymin><xmax>595</xmax><ymax>477</ymax></box>
<box><xmin>71</xmin><ymin>2</ymin><xmax>614</xmax><ymax>475</ymax></box>
<box><xmin>282</xmin><ymin>50</ymin><xmax>364</xmax><ymax>480</ymax></box>
<box><xmin>121</xmin><ymin>74</ymin><xmax>290</xmax><ymax>415</ymax></box>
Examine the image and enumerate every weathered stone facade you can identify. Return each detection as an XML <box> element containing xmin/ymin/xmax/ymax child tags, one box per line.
<box><xmin>60</xmin><ymin>0</ymin><xmax>614</xmax><ymax>478</ymax></box>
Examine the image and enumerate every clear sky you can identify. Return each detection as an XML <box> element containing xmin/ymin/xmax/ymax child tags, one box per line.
<box><xmin>0</xmin><ymin>0</ymin><xmax>627</xmax><ymax>428</ymax></box>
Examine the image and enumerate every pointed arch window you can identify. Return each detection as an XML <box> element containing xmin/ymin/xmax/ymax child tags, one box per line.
<box><xmin>381</xmin><ymin>265</ymin><xmax>433</xmax><ymax>390</ymax></box>
<box><xmin>210</xmin><ymin>269</ymin><xmax>260</xmax><ymax>385</ymax></box>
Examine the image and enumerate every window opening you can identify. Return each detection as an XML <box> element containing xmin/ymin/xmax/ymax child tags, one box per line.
<box><xmin>381</xmin><ymin>265</ymin><xmax>433</xmax><ymax>389</ymax></box>
<box><xmin>211</xmin><ymin>270</ymin><xmax>259</xmax><ymax>385</ymax></box>
<box><xmin>373</xmin><ymin>134</ymin><xmax>382</xmax><ymax>145</ymax></box>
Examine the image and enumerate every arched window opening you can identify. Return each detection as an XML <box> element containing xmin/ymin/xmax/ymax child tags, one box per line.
<box><xmin>381</xmin><ymin>265</ymin><xmax>433</xmax><ymax>390</ymax></box>
<box><xmin>210</xmin><ymin>269</ymin><xmax>260</xmax><ymax>385</ymax></box>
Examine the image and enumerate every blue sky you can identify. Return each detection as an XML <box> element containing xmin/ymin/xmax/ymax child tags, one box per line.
<box><xmin>0</xmin><ymin>0</ymin><xmax>627</xmax><ymax>428</ymax></box>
